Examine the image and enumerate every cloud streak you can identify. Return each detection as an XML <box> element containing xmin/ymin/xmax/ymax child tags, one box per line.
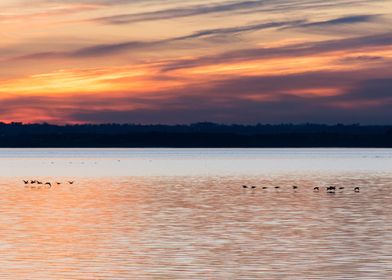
<box><xmin>91</xmin><ymin>0</ymin><xmax>384</xmax><ymax>24</ymax></box>
<box><xmin>13</xmin><ymin>14</ymin><xmax>383</xmax><ymax>61</ymax></box>
<box><xmin>14</xmin><ymin>19</ymin><xmax>304</xmax><ymax>59</ymax></box>
<box><xmin>94</xmin><ymin>0</ymin><xmax>269</xmax><ymax>24</ymax></box>
<box><xmin>162</xmin><ymin>32</ymin><xmax>392</xmax><ymax>71</ymax></box>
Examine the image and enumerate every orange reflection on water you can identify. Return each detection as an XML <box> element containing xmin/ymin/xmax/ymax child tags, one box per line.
<box><xmin>0</xmin><ymin>173</ymin><xmax>392</xmax><ymax>279</ymax></box>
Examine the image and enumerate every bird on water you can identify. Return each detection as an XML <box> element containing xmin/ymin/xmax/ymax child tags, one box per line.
<box><xmin>354</xmin><ymin>187</ymin><xmax>360</xmax><ymax>192</ymax></box>
<box><xmin>314</xmin><ymin>187</ymin><xmax>319</xmax><ymax>191</ymax></box>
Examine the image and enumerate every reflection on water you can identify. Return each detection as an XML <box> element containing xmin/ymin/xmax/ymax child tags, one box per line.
<box><xmin>1</xmin><ymin>148</ymin><xmax>392</xmax><ymax>177</ymax></box>
<box><xmin>1</xmin><ymin>173</ymin><xmax>392</xmax><ymax>279</ymax></box>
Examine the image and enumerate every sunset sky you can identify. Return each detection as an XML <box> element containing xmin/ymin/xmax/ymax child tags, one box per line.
<box><xmin>1</xmin><ymin>0</ymin><xmax>391</xmax><ymax>124</ymax></box>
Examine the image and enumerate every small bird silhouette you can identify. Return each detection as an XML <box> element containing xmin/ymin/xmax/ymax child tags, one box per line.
<box><xmin>314</xmin><ymin>187</ymin><xmax>319</xmax><ymax>191</ymax></box>
<box><xmin>275</xmin><ymin>186</ymin><xmax>280</xmax><ymax>189</ymax></box>
<box><xmin>339</xmin><ymin>187</ymin><xmax>345</xmax><ymax>190</ymax></box>
<box><xmin>354</xmin><ymin>187</ymin><xmax>360</xmax><ymax>192</ymax></box>
<box><xmin>23</xmin><ymin>180</ymin><xmax>29</xmax><ymax>184</ymax></box>
<box><xmin>45</xmin><ymin>182</ymin><xmax>52</xmax><ymax>188</ymax></box>
<box><xmin>293</xmin><ymin>186</ymin><xmax>298</xmax><ymax>190</ymax></box>
<box><xmin>251</xmin><ymin>186</ymin><xmax>256</xmax><ymax>189</ymax></box>
<box><xmin>30</xmin><ymin>180</ymin><xmax>36</xmax><ymax>184</ymax></box>
<box><xmin>242</xmin><ymin>185</ymin><xmax>248</xmax><ymax>188</ymax></box>
<box><xmin>68</xmin><ymin>181</ymin><xmax>74</xmax><ymax>184</ymax></box>
<box><xmin>326</xmin><ymin>186</ymin><xmax>336</xmax><ymax>193</ymax></box>
<box><xmin>56</xmin><ymin>182</ymin><xmax>61</xmax><ymax>185</ymax></box>
<box><xmin>262</xmin><ymin>186</ymin><xmax>268</xmax><ymax>189</ymax></box>
<box><xmin>37</xmin><ymin>181</ymin><xmax>43</xmax><ymax>185</ymax></box>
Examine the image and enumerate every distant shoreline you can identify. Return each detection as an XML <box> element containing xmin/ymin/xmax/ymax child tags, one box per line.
<box><xmin>0</xmin><ymin>122</ymin><xmax>391</xmax><ymax>148</ymax></box>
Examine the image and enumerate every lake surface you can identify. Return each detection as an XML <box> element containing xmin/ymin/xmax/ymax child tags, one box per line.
<box><xmin>1</xmin><ymin>148</ymin><xmax>392</xmax><ymax>279</ymax></box>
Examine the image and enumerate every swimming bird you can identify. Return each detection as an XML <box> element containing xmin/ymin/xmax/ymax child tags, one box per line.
<box><xmin>30</xmin><ymin>180</ymin><xmax>36</xmax><ymax>184</ymax></box>
<box><xmin>37</xmin><ymin>181</ymin><xmax>43</xmax><ymax>185</ymax></box>
<box><xmin>68</xmin><ymin>181</ymin><xmax>74</xmax><ymax>184</ymax></box>
<box><xmin>314</xmin><ymin>187</ymin><xmax>319</xmax><ymax>191</ymax></box>
<box><xmin>23</xmin><ymin>180</ymin><xmax>29</xmax><ymax>184</ymax></box>
<box><xmin>251</xmin><ymin>186</ymin><xmax>256</xmax><ymax>189</ymax></box>
<box><xmin>354</xmin><ymin>187</ymin><xmax>360</xmax><ymax>192</ymax></box>
<box><xmin>275</xmin><ymin>186</ymin><xmax>280</xmax><ymax>189</ymax></box>
<box><xmin>262</xmin><ymin>186</ymin><xmax>268</xmax><ymax>189</ymax></box>
<box><xmin>56</xmin><ymin>182</ymin><xmax>61</xmax><ymax>185</ymax></box>
<box><xmin>243</xmin><ymin>185</ymin><xmax>248</xmax><ymax>189</ymax></box>
<box><xmin>293</xmin><ymin>186</ymin><xmax>298</xmax><ymax>190</ymax></box>
<box><xmin>327</xmin><ymin>186</ymin><xmax>336</xmax><ymax>191</ymax></box>
<box><xmin>339</xmin><ymin>187</ymin><xmax>345</xmax><ymax>190</ymax></box>
<box><xmin>45</xmin><ymin>182</ymin><xmax>52</xmax><ymax>188</ymax></box>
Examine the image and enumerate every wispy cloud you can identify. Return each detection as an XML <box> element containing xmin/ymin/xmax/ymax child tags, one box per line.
<box><xmin>286</xmin><ymin>14</ymin><xmax>380</xmax><ymax>29</ymax></box>
<box><xmin>91</xmin><ymin>0</ymin><xmax>385</xmax><ymax>24</ymax></box>
<box><xmin>14</xmin><ymin>19</ymin><xmax>303</xmax><ymax>59</ymax></box>
<box><xmin>13</xmin><ymin>14</ymin><xmax>383</xmax><ymax>61</ymax></box>
<box><xmin>93</xmin><ymin>0</ymin><xmax>271</xmax><ymax>24</ymax></box>
<box><xmin>161</xmin><ymin>32</ymin><xmax>392</xmax><ymax>71</ymax></box>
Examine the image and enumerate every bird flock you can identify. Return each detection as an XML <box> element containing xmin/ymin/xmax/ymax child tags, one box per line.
<box><xmin>23</xmin><ymin>180</ymin><xmax>75</xmax><ymax>189</ymax></box>
<box><xmin>242</xmin><ymin>185</ymin><xmax>360</xmax><ymax>193</ymax></box>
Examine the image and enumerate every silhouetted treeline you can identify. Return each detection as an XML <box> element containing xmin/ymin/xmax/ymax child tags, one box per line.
<box><xmin>0</xmin><ymin>122</ymin><xmax>391</xmax><ymax>147</ymax></box>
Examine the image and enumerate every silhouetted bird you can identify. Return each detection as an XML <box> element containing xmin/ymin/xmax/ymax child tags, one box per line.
<box><xmin>30</xmin><ymin>180</ymin><xmax>36</xmax><ymax>184</ymax></box>
<box><xmin>354</xmin><ymin>187</ymin><xmax>360</xmax><ymax>192</ymax></box>
<box><xmin>275</xmin><ymin>186</ymin><xmax>280</xmax><ymax>189</ymax></box>
<box><xmin>262</xmin><ymin>187</ymin><xmax>268</xmax><ymax>189</ymax></box>
<box><xmin>37</xmin><ymin>181</ymin><xmax>43</xmax><ymax>185</ymax></box>
<box><xmin>68</xmin><ymin>181</ymin><xmax>74</xmax><ymax>184</ymax></box>
<box><xmin>314</xmin><ymin>187</ymin><xmax>319</xmax><ymax>191</ymax></box>
<box><xmin>45</xmin><ymin>182</ymin><xmax>52</xmax><ymax>188</ymax></box>
<box><xmin>243</xmin><ymin>185</ymin><xmax>248</xmax><ymax>188</ymax></box>
<box><xmin>23</xmin><ymin>180</ymin><xmax>29</xmax><ymax>184</ymax></box>
<box><xmin>251</xmin><ymin>186</ymin><xmax>256</xmax><ymax>189</ymax></box>
<box><xmin>339</xmin><ymin>187</ymin><xmax>344</xmax><ymax>190</ymax></box>
<box><xmin>293</xmin><ymin>186</ymin><xmax>298</xmax><ymax>190</ymax></box>
<box><xmin>56</xmin><ymin>182</ymin><xmax>61</xmax><ymax>185</ymax></box>
<box><xmin>327</xmin><ymin>186</ymin><xmax>336</xmax><ymax>191</ymax></box>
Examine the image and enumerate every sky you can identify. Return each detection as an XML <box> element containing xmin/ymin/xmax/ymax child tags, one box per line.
<box><xmin>0</xmin><ymin>0</ymin><xmax>391</xmax><ymax>124</ymax></box>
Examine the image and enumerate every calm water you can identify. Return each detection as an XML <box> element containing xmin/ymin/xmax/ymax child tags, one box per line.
<box><xmin>1</xmin><ymin>149</ymin><xmax>392</xmax><ymax>279</ymax></box>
